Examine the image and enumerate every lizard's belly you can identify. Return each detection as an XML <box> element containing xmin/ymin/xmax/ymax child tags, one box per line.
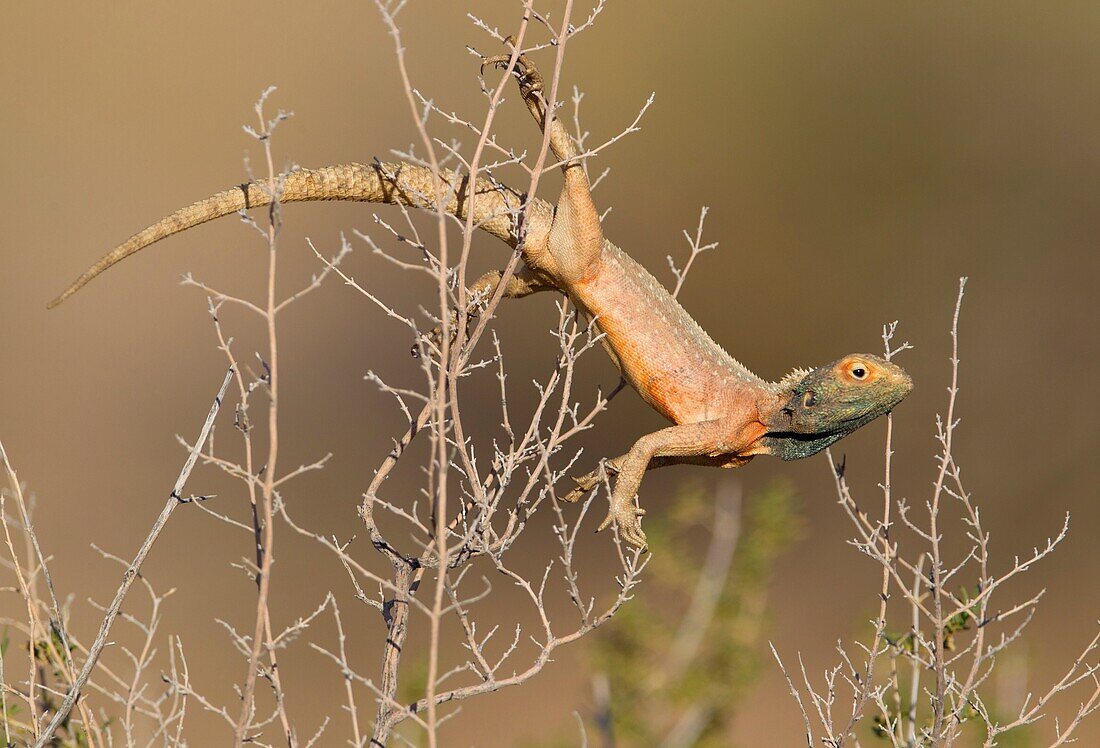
<box><xmin>598</xmin><ymin>323</ymin><xmax>717</xmax><ymax>423</ymax></box>
<box><xmin>570</xmin><ymin>260</ymin><xmax>725</xmax><ymax>424</ymax></box>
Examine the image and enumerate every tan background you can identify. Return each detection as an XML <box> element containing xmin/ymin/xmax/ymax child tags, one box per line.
<box><xmin>2</xmin><ymin>1</ymin><xmax>1098</xmax><ymax>744</ymax></box>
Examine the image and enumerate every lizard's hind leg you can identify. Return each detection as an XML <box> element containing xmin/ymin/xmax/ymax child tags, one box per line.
<box><xmin>486</xmin><ymin>43</ymin><xmax>605</xmax><ymax>283</ymax></box>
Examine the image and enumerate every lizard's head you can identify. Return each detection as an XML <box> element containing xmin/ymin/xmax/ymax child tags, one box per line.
<box><xmin>763</xmin><ymin>354</ymin><xmax>913</xmax><ymax>461</ymax></box>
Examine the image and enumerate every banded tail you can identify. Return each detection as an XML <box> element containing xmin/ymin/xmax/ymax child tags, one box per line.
<box><xmin>49</xmin><ymin>162</ymin><xmax>529</xmax><ymax>308</ymax></box>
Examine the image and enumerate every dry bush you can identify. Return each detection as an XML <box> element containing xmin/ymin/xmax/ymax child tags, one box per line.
<box><xmin>2</xmin><ymin>2</ymin><xmax>651</xmax><ymax>745</ymax></box>
<box><xmin>0</xmin><ymin>3</ymin><xmax>1096</xmax><ymax>748</ymax></box>
<box><xmin>772</xmin><ymin>282</ymin><xmax>1100</xmax><ymax>747</ymax></box>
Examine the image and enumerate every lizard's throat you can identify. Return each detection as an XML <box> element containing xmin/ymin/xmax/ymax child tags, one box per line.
<box><xmin>759</xmin><ymin>404</ymin><xmax>891</xmax><ymax>462</ymax></box>
<box><xmin>760</xmin><ymin>431</ymin><xmax>848</xmax><ymax>461</ymax></box>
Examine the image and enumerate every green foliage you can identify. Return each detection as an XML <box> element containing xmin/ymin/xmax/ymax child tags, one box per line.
<box><xmin>398</xmin><ymin>654</ymin><xmax>429</xmax><ymax>706</ymax></box>
<box><xmin>586</xmin><ymin>479</ymin><xmax>801</xmax><ymax>746</ymax></box>
<box><xmin>869</xmin><ymin>596</ymin><xmax>1034</xmax><ymax>748</ymax></box>
<box><xmin>941</xmin><ymin>588</ymin><xmax>978</xmax><ymax>654</ymax></box>
<box><xmin>0</xmin><ymin>627</ymin><xmax>95</xmax><ymax>747</ymax></box>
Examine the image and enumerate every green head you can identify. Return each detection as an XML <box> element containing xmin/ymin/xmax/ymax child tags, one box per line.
<box><xmin>763</xmin><ymin>354</ymin><xmax>913</xmax><ymax>461</ymax></box>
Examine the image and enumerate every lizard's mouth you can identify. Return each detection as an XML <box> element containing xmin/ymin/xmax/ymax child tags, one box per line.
<box><xmin>763</xmin><ymin>404</ymin><xmax>901</xmax><ymax>461</ymax></box>
<box><xmin>773</xmin><ymin>392</ymin><xmax>904</xmax><ymax>436</ymax></box>
<box><xmin>768</xmin><ymin>426</ymin><xmax>840</xmax><ymax>439</ymax></box>
<box><xmin>770</xmin><ymin>409</ymin><xmax>865</xmax><ymax>437</ymax></box>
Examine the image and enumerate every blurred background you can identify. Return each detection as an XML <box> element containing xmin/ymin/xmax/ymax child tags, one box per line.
<box><xmin>2</xmin><ymin>1</ymin><xmax>1098</xmax><ymax>744</ymax></box>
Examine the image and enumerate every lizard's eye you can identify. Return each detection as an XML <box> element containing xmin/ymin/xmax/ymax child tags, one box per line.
<box><xmin>802</xmin><ymin>390</ymin><xmax>817</xmax><ymax>407</ymax></box>
<box><xmin>850</xmin><ymin>364</ymin><xmax>868</xmax><ymax>380</ymax></box>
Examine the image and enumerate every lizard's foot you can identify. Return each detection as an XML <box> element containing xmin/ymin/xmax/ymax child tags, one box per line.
<box><xmin>411</xmin><ymin>305</ymin><xmax>480</xmax><ymax>358</ymax></box>
<box><xmin>481</xmin><ymin>37</ymin><xmax>545</xmax><ymax>102</ymax></box>
<box><xmin>561</xmin><ymin>473</ymin><xmax>598</xmax><ymax>504</ymax></box>
<box><xmin>597</xmin><ymin>496</ymin><xmax>647</xmax><ymax>550</ymax></box>
<box><xmin>561</xmin><ymin>460</ymin><xmax>622</xmax><ymax>503</ymax></box>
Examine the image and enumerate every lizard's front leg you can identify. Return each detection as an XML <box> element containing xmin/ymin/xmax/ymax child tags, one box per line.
<box><xmin>412</xmin><ymin>265</ymin><xmax>554</xmax><ymax>357</ymax></box>
<box><xmin>561</xmin><ymin>453</ymin><xmax>752</xmax><ymax>504</ymax></box>
<box><xmin>596</xmin><ymin>420</ymin><xmax>758</xmax><ymax>549</ymax></box>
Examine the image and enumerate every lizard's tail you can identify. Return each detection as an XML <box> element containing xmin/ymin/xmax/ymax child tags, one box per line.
<box><xmin>49</xmin><ymin>161</ymin><xmax>533</xmax><ymax>308</ymax></box>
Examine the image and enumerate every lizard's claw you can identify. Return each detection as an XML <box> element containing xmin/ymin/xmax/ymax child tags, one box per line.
<box><xmin>562</xmin><ymin>460</ymin><xmax>622</xmax><ymax>503</ymax></box>
<box><xmin>597</xmin><ymin>501</ymin><xmax>648</xmax><ymax>550</ymax></box>
<box><xmin>481</xmin><ymin>37</ymin><xmax>545</xmax><ymax>102</ymax></box>
<box><xmin>480</xmin><ymin>52</ymin><xmax>512</xmax><ymax>76</ymax></box>
<box><xmin>562</xmin><ymin>473</ymin><xmax>598</xmax><ymax>504</ymax></box>
<box><xmin>412</xmin><ymin>310</ymin><xmax>455</xmax><ymax>358</ymax></box>
<box><xmin>411</xmin><ymin>302</ymin><xmax>484</xmax><ymax>358</ymax></box>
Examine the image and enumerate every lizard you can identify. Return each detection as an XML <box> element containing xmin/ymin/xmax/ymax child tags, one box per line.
<box><xmin>48</xmin><ymin>48</ymin><xmax>913</xmax><ymax>549</ymax></box>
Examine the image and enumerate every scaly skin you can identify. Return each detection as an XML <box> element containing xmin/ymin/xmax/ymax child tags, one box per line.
<box><xmin>50</xmin><ymin>49</ymin><xmax>912</xmax><ymax>549</ymax></box>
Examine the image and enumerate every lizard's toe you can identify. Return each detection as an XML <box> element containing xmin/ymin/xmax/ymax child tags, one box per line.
<box><xmin>413</xmin><ymin>303</ymin><xmax>484</xmax><ymax>358</ymax></box>
<box><xmin>620</xmin><ymin>514</ymin><xmax>648</xmax><ymax>550</ymax></box>
<box><xmin>561</xmin><ymin>487</ymin><xmax>584</xmax><ymax>504</ymax></box>
<box><xmin>562</xmin><ymin>474</ymin><xmax>596</xmax><ymax>504</ymax></box>
<box><xmin>597</xmin><ymin>502</ymin><xmax>647</xmax><ymax>549</ymax></box>
<box><xmin>481</xmin><ymin>38</ymin><xmax>544</xmax><ymax>97</ymax></box>
<box><xmin>480</xmin><ymin>53</ymin><xmax>513</xmax><ymax>75</ymax></box>
<box><xmin>596</xmin><ymin>510</ymin><xmax>614</xmax><ymax>534</ymax></box>
<box><xmin>565</xmin><ymin>460</ymin><xmax>623</xmax><ymax>505</ymax></box>
<box><xmin>411</xmin><ymin>324</ymin><xmax>445</xmax><ymax>358</ymax></box>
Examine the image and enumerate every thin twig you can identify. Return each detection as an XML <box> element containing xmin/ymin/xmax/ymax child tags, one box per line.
<box><xmin>33</xmin><ymin>368</ymin><xmax>233</xmax><ymax>748</ymax></box>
